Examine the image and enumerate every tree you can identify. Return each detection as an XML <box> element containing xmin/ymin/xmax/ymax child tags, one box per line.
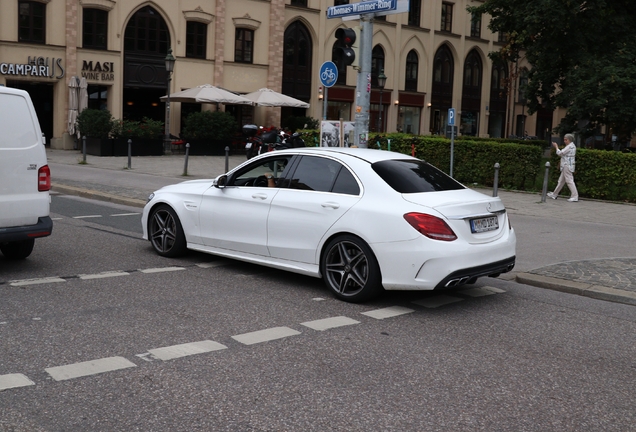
<box><xmin>469</xmin><ymin>0</ymin><xmax>636</xmax><ymax>139</ymax></box>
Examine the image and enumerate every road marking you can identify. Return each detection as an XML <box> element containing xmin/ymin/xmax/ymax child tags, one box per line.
<box><xmin>79</xmin><ymin>271</ymin><xmax>130</xmax><ymax>280</ymax></box>
<box><xmin>73</xmin><ymin>215</ymin><xmax>102</xmax><ymax>219</ymax></box>
<box><xmin>149</xmin><ymin>340</ymin><xmax>228</xmax><ymax>361</ymax></box>
<box><xmin>45</xmin><ymin>356</ymin><xmax>137</xmax><ymax>381</ymax></box>
<box><xmin>301</xmin><ymin>316</ymin><xmax>360</xmax><ymax>331</ymax></box>
<box><xmin>459</xmin><ymin>286</ymin><xmax>506</xmax><ymax>297</ymax></box>
<box><xmin>232</xmin><ymin>326</ymin><xmax>301</xmax><ymax>345</ymax></box>
<box><xmin>10</xmin><ymin>277</ymin><xmax>66</xmax><ymax>287</ymax></box>
<box><xmin>110</xmin><ymin>213</ymin><xmax>140</xmax><ymax>217</ymax></box>
<box><xmin>196</xmin><ymin>261</ymin><xmax>232</xmax><ymax>269</ymax></box>
<box><xmin>51</xmin><ymin>217</ymin><xmax>63</xmax><ymax>221</ymax></box>
<box><xmin>139</xmin><ymin>266</ymin><xmax>185</xmax><ymax>274</ymax></box>
<box><xmin>0</xmin><ymin>373</ymin><xmax>35</xmax><ymax>391</ymax></box>
<box><xmin>361</xmin><ymin>306</ymin><xmax>415</xmax><ymax>319</ymax></box>
<box><xmin>412</xmin><ymin>295</ymin><xmax>464</xmax><ymax>308</ymax></box>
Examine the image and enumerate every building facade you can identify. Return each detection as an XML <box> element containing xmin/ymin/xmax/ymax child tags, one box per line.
<box><xmin>0</xmin><ymin>0</ymin><xmax>565</xmax><ymax>149</ymax></box>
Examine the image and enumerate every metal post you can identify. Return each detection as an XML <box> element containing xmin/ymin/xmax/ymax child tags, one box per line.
<box><xmin>378</xmin><ymin>87</ymin><xmax>383</xmax><ymax>133</ymax></box>
<box><xmin>323</xmin><ymin>87</ymin><xmax>328</xmax><ymax>121</ymax></box>
<box><xmin>450</xmin><ymin>126</ymin><xmax>455</xmax><ymax>178</ymax></box>
<box><xmin>225</xmin><ymin>146</ymin><xmax>230</xmax><ymax>173</ymax></box>
<box><xmin>493</xmin><ymin>163</ymin><xmax>500</xmax><ymax>197</ymax></box>
<box><xmin>354</xmin><ymin>15</ymin><xmax>373</xmax><ymax>148</ymax></box>
<box><xmin>127</xmin><ymin>139</ymin><xmax>132</xmax><ymax>169</ymax></box>
<box><xmin>164</xmin><ymin>74</ymin><xmax>172</xmax><ymax>155</ymax></box>
<box><xmin>183</xmin><ymin>143</ymin><xmax>190</xmax><ymax>176</ymax></box>
<box><xmin>82</xmin><ymin>136</ymin><xmax>86</xmax><ymax>163</ymax></box>
<box><xmin>541</xmin><ymin>161</ymin><xmax>551</xmax><ymax>202</ymax></box>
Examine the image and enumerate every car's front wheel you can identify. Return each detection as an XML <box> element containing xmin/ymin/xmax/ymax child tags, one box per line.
<box><xmin>148</xmin><ymin>205</ymin><xmax>187</xmax><ymax>257</ymax></box>
<box><xmin>0</xmin><ymin>239</ymin><xmax>35</xmax><ymax>260</ymax></box>
<box><xmin>321</xmin><ymin>235</ymin><xmax>383</xmax><ymax>302</ymax></box>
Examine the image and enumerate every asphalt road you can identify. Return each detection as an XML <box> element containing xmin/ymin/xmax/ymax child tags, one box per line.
<box><xmin>1</xmin><ymin>196</ymin><xmax>635</xmax><ymax>431</ymax></box>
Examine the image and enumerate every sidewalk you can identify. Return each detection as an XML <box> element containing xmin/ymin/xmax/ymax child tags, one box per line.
<box><xmin>46</xmin><ymin>148</ymin><xmax>636</xmax><ymax>307</ymax></box>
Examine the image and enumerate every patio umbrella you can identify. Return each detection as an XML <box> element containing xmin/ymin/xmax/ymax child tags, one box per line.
<box><xmin>78</xmin><ymin>77</ymin><xmax>88</xmax><ymax>113</ymax></box>
<box><xmin>242</xmin><ymin>88</ymin><xmax>310</xmax><ymax>108</ymax></box>
<box><xmin>67</xmin><ymin>76</ymin><xmax>79</xmax><ymax>136</ymax></box>
<box><xmin>160</xmin><ymin>84</ymin><xmax>253</xmax><ymax>105</ymax></box>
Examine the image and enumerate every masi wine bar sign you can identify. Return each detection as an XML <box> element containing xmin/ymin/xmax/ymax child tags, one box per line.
<box><xmin>81</xmin><ymin>61</ymin><xmax>114</xmax><ymax>81</ymax></box>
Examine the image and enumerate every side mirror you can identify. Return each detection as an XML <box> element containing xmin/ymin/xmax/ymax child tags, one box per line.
<box><xmin>214</xmin><ymin>174</ymin><xmax>228</xmax><ymax>188</ymax></box>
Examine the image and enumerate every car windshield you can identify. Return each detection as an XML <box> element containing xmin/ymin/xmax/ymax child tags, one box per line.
<box><xmin>372</xmin><ymin>159</ymin><xmax>465</xmax><ymax>193</ymax></box>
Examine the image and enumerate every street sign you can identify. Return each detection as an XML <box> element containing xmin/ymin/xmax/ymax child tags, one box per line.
<box><xmin>448</xmin><ymin>108</ymin><xmax>456</xmax><ymax>126</ymax></box>
<box><xmin>327</xmin><ymin>0</ymin><xmax>397</xmax><ymax>19</ymax></box>
<box><xmin>319</xmin><ymin>61</ymin><xmax>338</xmax><ymax>88</ymax></box>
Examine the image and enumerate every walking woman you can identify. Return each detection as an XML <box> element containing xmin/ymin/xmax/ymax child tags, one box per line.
<box><xmin>548</xmin><ymin>133</ymin><xmax>579</xmax><ymax>202</ymax></box>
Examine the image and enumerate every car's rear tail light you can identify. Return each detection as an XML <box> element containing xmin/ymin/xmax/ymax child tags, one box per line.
<box><xmin>38</xmin><ymin>165</ymin><xmax>51</xmax><ymax>191</ymax></box>
<box><xmin>403</xmin><ymin>212</ymin><xmax>457</xmax><ymax>241</ymax></box>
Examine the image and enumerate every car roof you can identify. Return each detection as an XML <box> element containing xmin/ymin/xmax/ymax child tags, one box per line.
<box><xmin>275</xmin><ymin>146</ymin><xmax>417</xmax><ymax>164</ymax></box>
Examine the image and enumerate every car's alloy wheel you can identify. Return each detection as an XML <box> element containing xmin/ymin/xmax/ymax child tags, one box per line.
<box><xmin>0</xmin><ymin>239</ymin><xmax>35</xmax><ymax>260</ymax></box>
<box><xmin>149</xmin><ymin>205</ymin><xmax>187</xmax><ymax>257</ymax></box>
<box><xmin>321</xmin><ymin>235</ymin><xmax>382</xmax><ymax>302</ymax></box>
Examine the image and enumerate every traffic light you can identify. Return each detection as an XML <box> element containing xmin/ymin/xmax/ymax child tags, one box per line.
<box><xmin>334</xmin><ymin>26</ymin><xmax>360</xmax><ymax>69</ymax></box>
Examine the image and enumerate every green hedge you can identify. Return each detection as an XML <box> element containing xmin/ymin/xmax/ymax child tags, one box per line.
<box><xmin>297</xmin><ymin>130</ymin><xmax>636</xmax><ymax>202</ymax></box>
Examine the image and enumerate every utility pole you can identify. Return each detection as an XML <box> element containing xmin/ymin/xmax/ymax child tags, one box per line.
<box><xmin>354</xmin><ymin>16</ymin><xmax>373</xmax><ymax>148</ymax></box>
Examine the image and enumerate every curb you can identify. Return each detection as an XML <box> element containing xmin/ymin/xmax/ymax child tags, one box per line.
<box><xmin>516</xmin><ymin>272</ymin><xmax>636</xmax><ymax>306</ymax></box>
<box><xmin>51</xmin><ymin>183</ymin><xmax>146</xmax><ymax>208</ymax></box>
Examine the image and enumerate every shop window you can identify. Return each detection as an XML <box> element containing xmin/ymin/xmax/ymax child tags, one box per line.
<box><xmin>87</xmin><ymin>85</ymin><xmax>109</xmax><ymax>110</ymax></box>
<box><xmin>408</xmin><ymin>0</ymin><xmax>421</xmax><ymax>27</ymax></box>
<box><xmin>327</xmin><ymin>101</ymin><xmax>351</xmax><ymax>121</ymax></box>
<box><xmin>291</xmin><ymin>0</ymin><xmax>308</xmax><ymax>6</ymax></box>
<box><xmin>186</xmin><ymin>22</ymin><xmax>207</xmax><ymax>59</ymax></box>
<box><xmin>18</xmin><ymin>1</ymin><xmax>46</xmax><ymax>44</ymax></box>
<box><xmin>441</xmin><ymin>2</ymin><xmax>453</xmax><ymax>32</ymax></box>
<box><xmin>405</xmin><ymin>50</ymin><xmax>418</xmax><ymax>92</ymax></box>
<box><xmin>471</xmin><ymin>13</ymin><xmax>481</xmax><ymax>38</ymax></box>
<box><xmin>397</xmin><ymin>106</ymin><xmax>421</xmax><ymax>135</ymax></box>
<box><xmin>83</xmin><ymin>8</ymin><xmax>108</xmax><ymax>50</ymax></box>
<box><xmin>371</xmin><ymin>46</ymin><xmax>385</xmax><ymax>88</ymax></box>
<box><xmin>235</xmin><ymin>28</ymin><xmax>254</xmax><ymax>63</ymax></box>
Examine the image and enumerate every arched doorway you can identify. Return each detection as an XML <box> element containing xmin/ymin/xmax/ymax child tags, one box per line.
<box><xmin>460</xmin><ymin>49</ymin><xmax>482</xmax><ymax>136</ymax></box>
<box><xmin>430</xmin><ymin>45</ymin><xmax>454</xmax><ymax>135</ymax></box>
<box><xmin>122</xmin><ymin>6</ymin><xmax>170</xmax><ymax>121</ymax></box>
<box><xmin>488</xmin><ymin>60</ymin><xmax>508</xmax><ymax>138</ymax></box>
<box><xmin>281</xmin><ymin>21</ymin><xmax>311</xmax><ymax>123</ymax></box>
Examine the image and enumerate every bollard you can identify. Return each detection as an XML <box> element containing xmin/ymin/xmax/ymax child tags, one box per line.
<box><xmin>493</xmin><ymin>163</ymin><xmax>500</xmax><ymax>197</ymax></box>
<box><xmin>127</xmin><ymin>139</ymin><xmax>132</xmax><ymax>169</ymax></box>
<box><xmin>82</xmin><ymin>136</ymin><xmax>87</xmax><ymax>163</ymax></box>
<box><xmin>183</xmin><ymin>143</ymin><xmax>190</xmax><ymax>176</ymax></box>
<box><xmin>541</xmin><ymin>162</ymin><xmax>551</xmax><ymax>202</ymax></box>
<box><xmin>387</xmin><ymin>139</ymin><xmax>391</xmax><ymax>152</ymax></box>
<box><xmin>225</xmin><ymin>146</ymin><xmax>230</xmax><ymax>173</ymax></box>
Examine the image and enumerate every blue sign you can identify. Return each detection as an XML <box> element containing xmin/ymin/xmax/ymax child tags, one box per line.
<box><xmin>448</xmin><ymin>108</ymin><xmax>456</xmax><ymax>126</ymax></box>
<box><xmin>319</xmin><ymin>61</ymin><xmax>338</xmax><ymax>88</ymax></box>
<box><xmin>327</xmin><ymin>0</ymin><xmax>397</xmax><ymax>19</ymax></box>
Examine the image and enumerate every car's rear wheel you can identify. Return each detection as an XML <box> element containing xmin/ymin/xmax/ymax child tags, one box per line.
<box><xmin>0</xmin><ymin>239</ymin><xmax>35</xmax><ymax>260</ymax></box>
<box><xmin>148</xmin><ymin>205</ymin><xmax>187</xmax><ymax>257</ymax></box>
<box><xmin>321</xmin><ymin>235</ymin><xmax>383</xmax><ymax>302</ymax></box>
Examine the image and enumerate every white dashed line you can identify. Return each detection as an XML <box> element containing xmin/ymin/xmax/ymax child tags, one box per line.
<box><xmin>148</xmin><ymin>340</ymin><xmax>228</xmax><ymax>361</ymax></box>
<box><xmin>79</xmin><ymin>271</ymin><xmax>130</xmax><ymax>280</ymax></box>
<box><xmin>301</xmin><ymin>316</ymin><xmax>360</xmax><ymax>331</ymax></box>
<box><xmin>72</xmin><ymin>215</ymin><xmax>102</xmax><ymax>219</ymax></box>
<box><xmin>45</xmin><ymin>356</ymin><xmax>137</xmax><ymax>381</ymax></box>
<box><xmin>412</xmin><ymin>295</ymin><xmax>464</xmax><ymax>308</ymax></box>
<box><xmin>361</xmin><ymin>306</ymin><xmax>415</xmax><ymax>319</ymax></box>
<box><xmin>459</xmin><ymin>286</ymin><xmax>506</xmax><ymax>297</ymax></box>
<box><xmin>0</xmin><ymin>373</ymin><xmax>35</xmax><ymax>391</ymax></box>
<box><xmin>138</xmin><ymin>266</ymin><xmax>185</xmax><ymax>274</ymax></box>
<box><xmin>196</xmin><ymin>261</ymin><xmax>232</xmax><ymax>269</ymax></box>
<box><xmin>10</xmin><ymin>277</ymin><xmax>66</xmax><ymax>287</ymax></box>
<box><xmin>110</xmin><ymin>213</ymin><xmax>140</xmax><ymax>217</ymax></box>
<box><xmin>232</xmin><ymin>326</ymin><xmax>301</xmax><ymax>345</ymax></box>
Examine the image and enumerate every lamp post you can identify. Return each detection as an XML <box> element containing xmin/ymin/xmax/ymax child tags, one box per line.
<box><xmin>164</xmin><ymin>48</ymin><xmax>175</xmax><ymax>155</ymax></box>
<box><xmin>377</xmin><ymin>69</ymin><xmax>387</xmax><ymax>132</ymax></box>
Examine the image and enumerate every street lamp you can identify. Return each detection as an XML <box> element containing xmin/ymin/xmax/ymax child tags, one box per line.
<box><xmin>377</xmin><ymin>69</ymin><xmax>387</xmax><ymax>132</ymax></box>
<box><xmin>164</xmin><ymin>48</ymin><xmax>176</xmax><ymax>155</ymax></box>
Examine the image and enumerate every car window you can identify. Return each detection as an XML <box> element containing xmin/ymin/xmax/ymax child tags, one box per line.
<box><xmin>372</xmin><ymin>159</ymin><xmax>465</xmax><ymax>193</ymax></box>
<box><xmin>230</xmin><ymin>156</ymin><xmax>292</xmax><ymax>187</ymax></box>
<box><xmin>288</xmin><ymin>156</ymin><xmax>358</xmax><ymax>194</ymax></box>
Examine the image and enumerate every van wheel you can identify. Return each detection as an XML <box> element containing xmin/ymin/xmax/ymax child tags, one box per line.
<box><xmin>321</xmin><ymin>235</ymin><xmax>383</xmax><ymax>303</ymax></box>
<box><xmin>0</xmin><ymin>239</ymin><xmax>35</xmax><ymax>260</ymax></box>
<box><xmin>148</xmin><ymin>205</ymin><xmax>187</xmax><ymax>257</ymax></box>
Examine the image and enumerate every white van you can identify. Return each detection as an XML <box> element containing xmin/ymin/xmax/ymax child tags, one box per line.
<box><xmin>0</xmin><ymin>86</ymin><xmax>52</xmax><ymax>259</ymax></box>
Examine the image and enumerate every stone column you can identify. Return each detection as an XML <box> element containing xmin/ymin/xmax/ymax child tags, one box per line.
<box><xmin>266</xmin><ymin>0</ymin><xmax>285</xmax><ymax>127</ymax></box>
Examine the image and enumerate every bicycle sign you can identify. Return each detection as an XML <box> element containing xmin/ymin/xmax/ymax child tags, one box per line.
<box><xmin>319</xmin><ymin>61</ymin><xmax>338</xmax><ymax>88</ymax></box>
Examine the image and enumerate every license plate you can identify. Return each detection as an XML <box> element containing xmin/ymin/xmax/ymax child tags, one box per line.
<box><xmin>470</xmin><ymin>216</ymin><xmax>499</xmax><ymax>233</ymax></box>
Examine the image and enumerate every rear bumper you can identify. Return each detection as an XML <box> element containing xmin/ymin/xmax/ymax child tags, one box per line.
<box><xmin>0</xmin><ymin>216</ymin><xmax>53</xmax><ymax>243</ymax></box>
<box><xmin>434</xmin><ymin>256</ymin><xmax>515</xmax><ymax>289</ymax></box>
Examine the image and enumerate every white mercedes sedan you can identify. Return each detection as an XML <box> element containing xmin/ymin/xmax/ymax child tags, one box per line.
<box><xmin>142</xmin><ymin>147</ymin><xmax>516</xmax><ymax>302</ymax></box>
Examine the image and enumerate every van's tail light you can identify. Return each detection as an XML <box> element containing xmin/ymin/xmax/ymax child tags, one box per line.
<box><xmin>403</xmin><ymin>212</ymin><xmax>457</xmax><ymax>241</ymax></box>
<box><xmin>38</xmin><ymin>165</ymin><xmax>51</xmax><ymax>191</ymax></box>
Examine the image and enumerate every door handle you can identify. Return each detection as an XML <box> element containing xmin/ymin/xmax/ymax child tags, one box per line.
<box><xmin>252</xmin><ymin>193</ymin><xmax>268</xmax><ymax>200</ymax></box>
<box><xmin>321</xmin><ymin>201</ymin><xmax>340</xmax><ymax>209</ymax></box>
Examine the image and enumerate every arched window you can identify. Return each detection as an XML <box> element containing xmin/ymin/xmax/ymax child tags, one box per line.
<box><xmin>124</xmin><ymin>6</ymin><xmax>168</xmax><ymax>54</ymax></box>
<box><xmin>371</xmin><ymin>45</ymin><xmax>385</xmax><ymax>88</ymax></box>
<box><xmin>430</xmin><ymin>45</ymin><xmax>454</xmax><ymax>134</ymax></box>
<box><xmin>282</xmin><ymin>21</ymin><xmax>312</xmax><ymax>106</ymax></box>
<box><xmin>405</xmin><ymin>50</ymin><xmax>418</xmax><ymax>92</ymax></box>
<box><xmin>460</xmin><ymin>50</ymin><xmax>483</xmax><ymax>136</ymax></box>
